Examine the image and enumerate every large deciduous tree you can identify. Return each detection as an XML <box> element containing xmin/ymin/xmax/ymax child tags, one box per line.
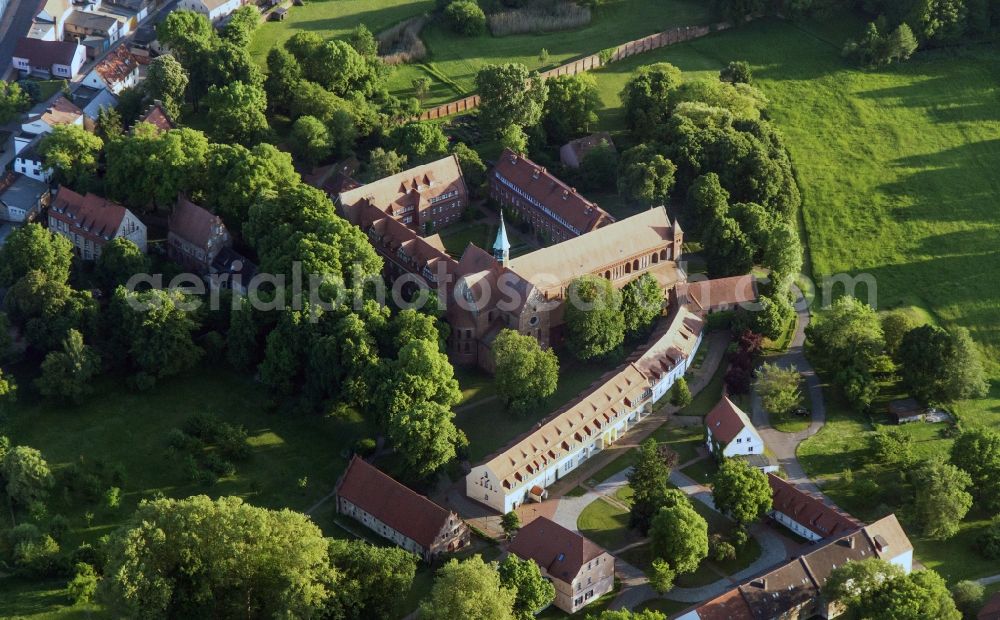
<box><xmin>498</xmin><ymin>554</ymin><xmax>556</xmax><ymax>620</ymax></box>
<box><xmin>419</xmin><ymin>556</ymin><xmax>516</xmax><ymax>620</ymax></box>
<box><xmin>108</xmin><ymin>287</ymin><xmax>203</xmax><ymax>384</ymax></box>
<box><xmin>621</xmin><ymin>273</ymin><xmax>663</xmax><ymax>337</ymax></box>
<box><xmin>389</xmin><ymin>121</ymin><xmax>449</xmax><ymax>164</ymax></box>
<box><xmin>2</xmin><ymin>445</ymin><xmax>54</xmax><ymax>507</ymax></box>
<box><xmin>912</xmin><ymin>457</ymin><xmax>973</xmax><ymax>540</ymax></box>
<box><xmin>143</xmin><ymin>54</ymin><xmax>189</xmax><ymax>119</ymax></box>
<box><xmin>712</xmin><ymin>458</ymin><xmax>771</xmax><ymax>526</ymax></box>
<box><xmin>564</xmin><ymin>275</ymin><xmax>625</xmax><ymax>360</ymax></box>
<box><xmin>754</xmin><ymin>362</ymin><xmax>802</xmax><ymax>415</ymax></box>
<box><xmin>617</xmin><ymin>145</ymin><xmax>677</xmax><ymax>207</ymax></box>
<box><xmin>950</xmin><ymin>428</ymin><xmax>1000</xmax><ymax>513</ymax></box>
<box><xmin>96</xmin><ymin>238</ymin><xmax>150</xmax><ymax>291</ymax></box>
<box><xmin>628</xmin><ymin>438</ymin><xmax>682</xmax><ymax>534</ymax></box>
<box><xmin>621</xmin><ymin>62</ymin><xmax>683</xmax><ymax>136</ymax></box>
<box><xmin>289</xmin><ymin>115</ymin><xmax>332</xmax><ymax>166</ymax></box>
<box><xmin>541</xmin><ymin>73</ymin><xmax>601</xmax><ymax>144</ymax></box>
<box><xmin>35</xmin><ymin>329</ymin><xmax>100</xmax><ymax>403</ymax></box>
<box><xmin>100</xmin><ymin>496</ymin><xmax>336</xmax><ymax>618</ymax></box>
<box><xmin>475</xmin><ymin>63</ymin><xmax>547</xmax><ymax>137</ymax></box>
<box><xmin>105</xmin><ymin>125</ymin><xmax>209</xmax><ymax>211</ymax></box>
<box><xmin>0</xmin><ymin>223</ymin><xmax>73</xmax><ymax>286</ymax></box>
<box><xmin>899</xmin><ymin>324</ymin><xmax>988</xmax><ymax>404</ymax></box>
<box><xmin>823</xmin><ymin>559</ymin><xmax>960</xmax><ymax>620</ymax></box>
<box><xmin>38</xmin><ymin>125</ymin><xmax>103</xmax><ymax>191</ymax></box>
<box><xmin>203</xmin><ymin>81</ymin><xmax>269</xmax><ymax>146</ymax></box>
<box><xmin>328</xmin><ymin>539</ymin><xmax>418</xmax><ymax>620</ymax></box>
<box><xmin>493</xmin><ymin>329</ymin><xmax>559</xmax><ymax>416</ymax></box>
<box><xmin>649</xmin><ymin>498</ymin><xmax>708</xmax><ymax>575</ymax></box>
<box><xmin>0</xmin><ymin>81</ymin><xmax>31</xmax><ymax>123</ymax></box>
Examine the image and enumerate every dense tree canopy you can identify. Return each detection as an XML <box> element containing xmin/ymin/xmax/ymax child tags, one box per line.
<box><xmin>912</xmin><ymin>457</ymin><xmax>973</xmax><ymax>540</ymax></box>
<box><xmin>105</xmin><ymin>125</ymin><xmax>210</xmax><ymax>211</ymax></box>
<box><xmin>38</xmin><ymin>125</ymin><xmax>103</xmax><ymax>191</ymax></box>
<box><xmin>617</xmin><ymin>145</ymin><xmax>677</xmax><ymax>208</ymax></box>
<box><xmin>950</xmin><ymin>428</ymin><xmax>1000</xmax><ymax>513</ymax></box>
<box><xmin>0</xmin><ymin>81</ymin><xmax>31</xmax><ymax>123</ymax></box>
<box><xmin>824</xmin><ymin>559</ymin><xmax>961</xmax><ymax>620</ymax></box>
<box><xmin>564</xmin><ymin>275</ymin><xmax>625</xmax><ymax>360</ymax></box>
<box><xmin>899</xmin><ymin>324</ymin><xmax>989</xmax><ymax>404</ymax></box>
<box><xmin>390</xmin><ymin>121</ymin><xmax>449</xmax><ymax>163</ymax></box>
<box><xmin>712</xmin><ymin>458</ymin><xmax>772</xmax><ymax>526</ymax></box>
<box><xmin>203</xmin><ymin>81</ymin><xmax>269</xmax><ymax>146</ymax></box>
<box><xmin>420</xmin><ymin>556</ymin><xmax>517</xmax><ymax>620</ymax></box>
<box><xmin>755</xmin><ymin>362</ymin><xmax>802</xmax><ymax>415</ymax></box>
<box><xmin>2</xmin><ymin>444</ymin><xmax>54</xmax><ymax>507</ymax></box>
<box><xmin>0</xmin><ymin>224</ymin><xmax>73</xmax><ymax>287</ymax></box>
<box><xmin>493</xmin><ymin>329</ymin><xmax>559</xmax><ymax>415</ymax></box>
<box><xmin>621</xmin><ymin>63</ymin><xmax>683</xmax><ymax>136</ymax></box>
<box><xmin>96</xmin><ymin>238</ymin><xmax>151</xmax><ymax>291</ymax></box>
<box><xmin>35</xmin><ymin>329</ymin><xmax>100</xmax><ymax>403</ymax></box>
<box><xmin>621</xmin><ymin>273</ymin><xmax>663</xmax><ymax>337</ymax></box>
<box><xmin>328</xmin><ymin>539</ymin><xmax>418</xmax><ymax>620</ymax></box>
<box><xmin>628</xmin><ymin>438</ymin><xmax>682</xmax><ymax>534</ymax></box>
<box><xmin>650</xmin><ymin>498</ymin><xmax>709</xmax><ymax>575</ymax></box>
<box><xmin>498</xmin><ymin>554</ymin><xmax>556</xmax><ymax>620</ymax></box>
<box><xmin>289</xmin><ymin>115</ymin><xmax>332</xmax><ymax>166</ymax></box>
<box><xmin>541</xmin><ymin>73</ymin><xmax>601</xmax><ymax>144</ymax></box>
<box><xmin>143</xmin><ymin>54</ymin><xmax>189</xmax><ymax>119</ymax></box>
<box><xmin>101</xmin><ymin>496</ymin><xmax>336</xmax><ymax>618</ymax></box>
<box><xmin>476</xmin><ymin>63</ymin><xmax>547</xmax><ymax>137</ymax></box>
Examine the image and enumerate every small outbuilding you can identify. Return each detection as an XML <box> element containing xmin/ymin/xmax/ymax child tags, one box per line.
<box><xmin>269</xmin><ymin>7</ymin><xmax>287</xmax><ymax>20</ymax></box>
<box><xmin>887</xmin><ymin>398</ymin><xmax>923</xmax><ymax>424</ymax></box>
<box><xmin>559</xmin><ymin>132</ymin><xmax>616</xmax><ymax>169</ymax></box>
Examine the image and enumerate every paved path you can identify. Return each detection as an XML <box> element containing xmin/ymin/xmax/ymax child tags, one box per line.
<box><xmin>977</xmin><ymin>573</ymin><xmax>1000</xmax><ymax>586</ymax></box>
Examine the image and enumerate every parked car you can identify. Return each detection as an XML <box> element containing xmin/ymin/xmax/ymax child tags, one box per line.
<box><xmin>793</xmin><ymin>407</ymin><xmax>810</xmax><ymax>417</ymax></box>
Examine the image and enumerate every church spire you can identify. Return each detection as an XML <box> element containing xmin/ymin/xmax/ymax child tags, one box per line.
<box><xmin>493</xmin><ymin>212</ymin><xmax>511</xmax><ymax>266</ymax></box>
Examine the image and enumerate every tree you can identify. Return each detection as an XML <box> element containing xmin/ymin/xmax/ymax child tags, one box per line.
<box><xmin>650</xmin><ymin>499</ymin><xmax>708</xmax><ymax>576</ymax></box>
<box><xmin>289</xmin><ymin>115</ymin><xmax>332</xmax><ymax>166</ymax></box>
<box><xmin>500</xmin><ymin>511</ymin><xmax>521</xmax><ymax>540</ymax></box>
<box><xmin>96</xmin><ymin>238</ymin><xmax>150</xmax><ymax>291</ymax></box>
<box><xmin>670</xmin><ymin>377</ymin><xmax>692</xmax><ymax>407</ymax></box>
<box><xmin>452</xmin><ymin>142</ymin><xmax>486</xmax><ymax>193</ymax></box>
<box><xmin>805</xmin><ymin>296</ymin><xmax>887</xmax><ymax>409</ymax></box>
<box><xmin>390</xmin><ymin>121</ymin><xmax>449</xmax><ymax>163</ymax></box>
<box><xmin>264</xmin><ymin>47</ymin><xmax>302</xmax><ymax>114</ymax></box>
<box><xmin>541</xmin><ymin>73</ymin><xmax>601</xmax><ymax>144</ymax></box>
<box><xmin>881</xmin><ymin>310</ymin><xmax>920</xmax><ymax>361</ymax></box>
<box><xmin>38</xmin><ymin>125</ymin><xmax>103</xmax><ymax>190</ymax></box>
<box><xmin>564</xmin><ymin>275</ymin><xmax>624</xmax><ymax>360</ymax></box>
<box><xmin>0</xmin><ymin>81</ymin><xmax>31</xmax><ymax>123</ymax></box>
<box><xmin>712</xmin><ymin>458</ymin><xmax>771</xmax><ymax>526</ymax></box>
<box><xmin>912</xmin><ymin>457</ymin><xmax>973</xmax><ymax>540</ymax></box>
<box><xmin>419</xmin><ymin>556</ymin><xmax>516</xmax><ymax>620</ymax></box>
<box><xmin>347</xmin><ymin>24</ymin><xmax>378</xmax><ymax>58</ymax></box>
<box><xmin>899</xmin><ymin>324</ymin><xmax>988</xmax><ymax>404</ymax></box>
<box><xmin>498</xmin><ymin>554</ymin><xmax>555</xmax><ymax>619</ymax></box>
<box><xmin>499</xmin><ymin>124</ymin><xmax>529</xmax><ymax>154</ymax></box>
<box><xmin>199</xmin><ymin>142</ymin><xmax>297</xmax><ymax>232</ymax></box>
<box><xmin>444</xmin><ymin>0</ymin><xmax>487</xmax><ymax>36</ymax></box>
<box><xmin>144</xmin><ymin>54</ymin><xmax>189</xmax><ymax>119</ymax></box>
<box><xmin>412</xmin><ymin>77</ymin><xmax>431</xmax><ymax>102</ymax></box>
<box><xmin>365</xmin><ymin>147</ymin><xmax>408</xmax><ymax>182</ymax></box>
<box><xmin>2</xmin><ymin>445</ymin><xmax>54</xmax><ymax>507</ymax></box>
<box><xmin>109</xmin><ymin>287</ymin><xmax>203</xmax><ymax>383</ymax></box>
<box><xmin>0</xmin><ymin>370</ymin><xmax>16</xmax><ymax>414</ymax></box>
<box><xmin>621</xmin><ymin>273</ymin><xmax>662</xmax><ymax>336</ymax></box>
<box><xmin>752</xmin><ymin>293</ymin><xmax>794</xmax><ymax>339</ymax></box>
<box><xmin>285</xmin><ymin>36</ymin><xmax>377</xmax><ymax>98</ymax></box>
<box><xmin>493</xmin><ymin>329</ymin><xmax>559</xmax><ymax>415</ymax></box>
<box><xmin>101</xmin><ymin>496</ymin><xmax>335</xmax><ymax>618</ymax></box>
<box><xmin>951</xmin><ymin>428</ymin><xmax>1000</xmax><ymax>512</ymax></box>
<box><xmin>628</xmin><ymin>438</ymin><xmax>683</xmax><ymax>534</ymax></box>
<box><xmin>980</xmin><ymin>518</ymin><xmax>1000</xmax><ymax>560</ymax></box>
<box><xmin>578</xmin><ymin>140</ymin><xmax>618</xmax><ymax>191</ymax></box>
<box><xmin>720</xmin><ymin>60</ymin><xmax>753</xmax><ymax>84</ymax></box>
<box><xmin>755</xmin><ymin>363</ymin><xmax>802</xmax><ymax>415</ymax></box>
<box><xmin>951</xmin><ymin>580</ymin><xmax>984</xmax><ymax>620</ymax></box>
<box><xmin>824</xmin><ymin>559</ymin><xmax>960</xmax><ymax>620</ymax></box>
<box><xmin>0</xmin><ymin>223</ymin><xmax>74</xmax><ymax>286</ymax></box>
<box><xmin>4</xmin><ymin>269</ymin><xmax>97</xmax><ymax>352</ymax></box>
<box><xmin>105</xmin><ymin>125</ymin><xmax>209</xmax><ymax>211</ymax></box>
<box><xmin>869</xmin><ymin>427</ymin><xmax>915</xmax><ymax>466</ymax></box>
<box><xmin>621</xmin><ymin>63</ymin><xmax>683</xmax><ymax>135</ymax></box>
<box><xmin>220</xmin><ymin>5</ymin><xmax>258</xmax><ymax>47</ymax></box>
<box><xmin>203</xmin><ymin>81</ymin><xmax>269</xmax><ymax>146</ymax></box>
<box><xmin>67</xmin><ymin>562</ymin><xmax>99</xmax><ymax>604</ymax></box>
<box><xmin>387</xmin><ymin>400</ymin><xmax>463</xmax><ymax>477</ymax></box>
<box><xmin>648</xmin><ymin>559</ymin><xmax>676</xmax><ymax>594</ymax></box>
<box><xmin>476</xmin><ymin>63</ymin><xmax>547</xmax><ymax>137</ymax></box>
<box><xmin>35</xmin><ymin>330</ymin><xmax>100</xmax><ymax>404</ymax></box>
<box><xmin>328</xmin><ymin>539</ymin><xmax>417</xmax><ymax>620</ymax></box>
<box><xmin>617</xmin><ymin>145</ymin><xmax>677</xmax><ymax>207</ymax></box>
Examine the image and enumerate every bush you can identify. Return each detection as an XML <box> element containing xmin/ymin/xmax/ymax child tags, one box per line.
<box><xmin>67</xmin><ymin>562</ymin><xmax>99</xmax><ymax>604</ymax></box>
<box><xmin>216</xmin><ymin>424</ymin><xmax>250</xmax><ymax>461</ymax></box>
<box><xmin>979</xmin><ymin>518</ymin><xmax>1000</xmax><ymax>560</ymax></box>
<box><xmin>445</xmin><ymin>1</ymin><xmax>486</xmax><ymax>36</ymax></box>
<box><xmin>709</xmin><ymin>534</ymin><xmax>736</xmax><ymax>562</ymax></box>
<box><xmin>488</xmin><ymin>0</ymin><xmax>591</xmax><ymax>37</ymax></box>
<box><xmin>13</xmin><ymin>531</ymin><xmax>62</xmax><ymax>577</ymax></box>
<box><xmin>203</xmin><ymin>453</ymin><xmax>236</xmax><ymax>478</ymax></box>
<box><xmin>355</xmin><ymin>437</ymin><xmax>377</xmax><ymax>457</ymax></box>
<box><xmin>184</xmin><ymin>412</ymin><xmax>223</xmax><ymax>442</ymax></box>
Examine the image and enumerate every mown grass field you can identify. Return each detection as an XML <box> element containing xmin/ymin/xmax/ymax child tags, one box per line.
<box><xmin>583</xmin><ymin>14</ymin><xmax>1000</xmax><ymax>582</ymax></box>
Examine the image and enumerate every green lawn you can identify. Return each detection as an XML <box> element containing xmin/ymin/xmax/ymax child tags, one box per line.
<box><xmin>454</xmin><ymin>353</ymin><xmax>609</xmax><ymax>462</ymax></box>
<box><xmin>0</xmin><ymin>365</ymin><xmax>380</xmax><ymax>618</ymax></box>
<box><xmin>677</xmin><ymin>359</ymin><xmax>726</xmax><ymax>417</ymax></box>
<box><xmin>249</xmin><ymin>0</ymin><xmax>433</xmax><ymax>61</ymax></box>
<box><xmin>385</xmin><ymin>0</ymin><xmax>715</xmax><ymax>106</ymax></box>
<box><xmin>680</xmin><ymin>456</ymin><xmax>717</xmax><ymax>486</ymax></box>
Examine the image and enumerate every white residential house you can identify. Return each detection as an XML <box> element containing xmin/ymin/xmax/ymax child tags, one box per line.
<box><xmin>80</xmin><ymin>45</ymin><xmax>140</xmax><ymax>94</ymax></box>
<box><xmin>13</xmin><ymin>140</ymin><xmax>51</xmax><ymax>183</ymax></box>
<box><xmin>12</xmin><ymin>38</ymin><xmax>86</xmax><ymax>78</ymax></box>
<box><xmin>704</xmin><ymin>396</ymin><xmax>765</xmax><ymax>458</ymax></box>
<box><xmin>176</xmin><ymin>0</ymin><xmax>241</xmax><ymax>21</ymax></box>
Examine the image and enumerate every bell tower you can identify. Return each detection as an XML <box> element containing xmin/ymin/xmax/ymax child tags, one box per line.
<box><xmin>493</xmin><ymin>212</ymin><xmax>511</xmax><ymax>266</ymax></box>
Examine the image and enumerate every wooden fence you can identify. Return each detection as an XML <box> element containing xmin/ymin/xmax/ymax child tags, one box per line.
<box><xmin>417</xmin><ymin>21</ymin><xmax>732</xmax><ymax>121</ymax></box>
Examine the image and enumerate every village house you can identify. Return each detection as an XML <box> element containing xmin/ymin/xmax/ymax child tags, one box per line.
<box><xmin>13</xmin><ymin>142</ymin><xmax>50</xmax><ymax>184</ymax></box>
<box><xmin>72</xmin><ymin>86</ymin><xmax>119</xmax><ymax>129</ymax></box>
<box><xmin>768</xmin><ymin>473</ymin><xmax>863</xmax><ymax>542</ymax></box>
<box><xmin>705</xmin><ymin>396</ymin><xmax>766</xmax><ymax>458</ymax></box>
<box><xmin>677</xmin><ymin>514</ymin><xmax>913</xmax><ymax>620</ymax></box>
<box><xmin>210</xmin><ymin>247</ymin><xmax>258</xmax><ymax>296</ymax></box>
<box><xmin>167</xmin><ymin>196</ymin><xmax>231</xmax><ymax>273</ymax></box>
<box><xmin>678</xmin><ymin>274</ymin><xmax>759</xmax><ymax>313</ymax></box>
<box><xmin>466</xmin><ymin>303</ymin><xmax>706</xmax><ymax>513</ymax></box>
<box><xmin>133</xmin><ymin>101</ymin><xmax>175</xmax><ymax>133</ymax></box>
<box><xmin>338</xmin><ymin>155</ymin><xmax>468</xmax><ymax>234</ymax></box>
<box><xmin>490</xmin><ymin>148</ymin><xmax>613</xmax><ymax>244</ymax></box>
<box><xmin>80</xmin><ymin>44</ymin><xmax>140</xmax><ymax>94</ymax></box>
<box><xmin>48</xmin><ymin>186</ymin><xmax>147</xmax><ymax>259</ymax></box>
<box><xmin>508</xmin><ymin>517</ymin><xmax>615</xmax><ymax>614</ymax></box>
<box><xmin>0</xmin><ymin>173</ymin><xmax>50</xmax><ymax>223</ymax></box>
<box><xmin>887</xmin><ymin>398</ymin><xmax>924</xmax><ymax>424</ymax></box>
<box><xmin>11</xmin><ymin>38</ymin><xmax>86</xmax><ymax>78</ymax></box>
<box><xmin>335</xmin><ymin>456</ymin><xmax>470</xmax><ymax>561</ymax></box>
<box><xmin>26</xmin><ymin>0</ymin><xmax>73</xmax><ymax>40</ymax></box>
<box><xmin>103</xmin><ymin>0</ymin><xmax>153</xmax><ymax>22</ymax></box>
<box><xmin>64</xmin><ymin>11</ymin><xmax>126</xmax><ymax>50</ymax></box>
<box><xmin>13</xmin><ymin>95</ymin><xmax>86</xmax><ymax>184</ymax></box>
<box><xmin>175</xmin><ymin>0</ymin><xmax>240</xmax><ymax>21</ymax></box>
<box><xmin>559</xmin><ymin>132</ymin><xmax>616</xmax><ymax>169</ymax></box>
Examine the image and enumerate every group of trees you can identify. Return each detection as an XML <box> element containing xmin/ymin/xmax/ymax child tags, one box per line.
<box><xmin>807</xmin><ymin>298</ymin><xmax>988</xmax><ymax>410</ymax></box>
<box><xmin>824</xmin><ymin>558</ymin><xmax>962</xmax><ymax>620</ymax></box>
<box><xmin>563</xmin><ymin>273</ymin><xmax>663</xmax><ymax>361</ymax></box>
<box><xmin>419</xmin><ymin>553</ymin><xmax>555</xmax><ymax>620</ymax></box>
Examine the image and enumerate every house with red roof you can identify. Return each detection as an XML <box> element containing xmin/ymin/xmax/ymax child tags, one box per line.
<box><xmin>48</xmin><ymin>186</ymin><xmax>146</xmax><ymax>260</ymax></box>
<box><xmin>334</xmin><ymin>456</ymin><xmax>470</xmax><ymax>561</ymax></box>
<box><xmin>677</xmin><ymin>274</ymin><xmax>759</xmax><ymax>314</ymax></box>
<box><xmin>81</xmin><ymin>45</ymin><xmax>140</xmax><ymax>94</ymax></box>
<box><xmin>490</xmin><ymin>148</ymin><xmax>613</xmax><ymax>244</ymax></box>
<box><xmin>134</xmin><ymin>101</ymin><xmax>176</xmax><ymax>133</ymax></box>
<box><xmin>168</xmin><ymin>196</ymin><xmax>231</xmax><ymax>273</ymax></box>
<box><xmin>508</xmin><ymin>517</ymin><xmax>615</xmax><ymax>614</ymax></box>
<box><xmin>705</xmin><ymin>396</ymin><xmax>765</xmax><ymax>458</ymax></box>
<box><xmin>768</xmin><ymin>473</ymin><xmax>863</xmax><ymax>542</ymax></box>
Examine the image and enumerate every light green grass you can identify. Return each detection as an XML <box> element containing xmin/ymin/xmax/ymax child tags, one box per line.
<box><xmin>249</xmin><ymin>0</ymin><xmax>433</xmax><ymax>61</ymax></box>
<box><xmin>577</xmin><ymin>495</ymin><xmax>642</xmax><ymax>552</ymax></box>
<box><xmin>680</xmin><ymin>456</ymin><xmax>717</xmax><ymax>485</ymax></box>
<box><xmin>677</xmin><ymin>359</ymin><xmax>726</xmax><ymax>417</ymax></box>
<box><xmin>385</xmin><ymin>0</ymin><xmax>715</xmax><ymax>106</ymax></box>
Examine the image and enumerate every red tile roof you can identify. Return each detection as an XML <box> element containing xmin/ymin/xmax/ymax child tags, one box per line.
<box><xmin>492</xmin><ymin>148</ymin><xmax>613</xmax><ymax>236</ymax></box>
<box><xmin>337</xmin><ymin>155</ymin><xmax>466</xmax><ymax>221</ymax></box>
<box><xmin>94</xmin><ymin>44</ymin><xmax>138</xmax><ymax>86</ymax></box>
<box><xmin>39</xmin><ymin>94</ymin><xmax>83</xmax><ymax>127</ymax></box>
<box><xmin>336</xmin><ymin>456</ymin><xmax>457</xmax><ymax>549</ymax></box>
<box><xmin>679</xmin><ymin>275</ymin><xmax>758</xmax><ymax>312</ymax></box>
<box><xmin>692</xmin><ymin>588</ymin><xmax>755</xmax><ymax>620</ymax></box>
<box><xmin>137</xmin><ymin>102</ymin><xmax>174</xmax><ymax>132</ymax></box>
<box><xmin>768</xmin><ymin>474</ymin><xmax>862</xmax><ymax>539</ymax></box>
<box><xmin>49</xmin><ymin>186</ymin><xmax>130</xmax><ymax>246</ymax></box>
<box><xmin>705</xmin><ymin>396</ymin><xmax>753</xmax><ymax>445</ymax></box>
<box><xmin>979</xmin><ymin>592</ymin><xmax>1000</xmax><ymax>620</ymax></box>
<box><xmin>508</xmin><ymin>516</ymin><xmax>608</xmax><ymax>584</ymax></box>
<box><xmin>13</xmin><ymin>38</ymin><xmax>80</xmax><ymax>69</ymax></box>
<box><xmin>168</xmin><ymin>195</ymin><xmax>226</xmax><ymax>250</ymax></box>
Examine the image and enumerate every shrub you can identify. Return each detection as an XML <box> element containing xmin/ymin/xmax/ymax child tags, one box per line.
<box><xmin>203</xmin><ymin>453</ymin><xmax>236</xmax><ymax>478</ymax></box>
<box><xmin>488</xmin><ymin>1</ymin><xmax>591</xmax><ymax>37</ymax></box>
<box><xmin>13</xmin><ymin>531</ymin><xmax>62</xmax><ymax>577</ymax></box>
<box><xmin>183</xmin><ymin>412</ymin><xmax>223</xmax><ymax>442</ymax></box>
<box><xmin>377</xmin><ymin>17</ymin><xmax>428</xmax><ymax>65</ymax></box>
<box><xmin>979</xmin><ymin>519</ymin><xmax>1000</xmax><ymax>560</ymax></box>
<box><xmin>355</xmin><ymin>437</ymin><xmax>377</xmax><ymax>457</ymax></box>
<box><xmin>216</xmin><ymin>424</ymin><xmax>251</xmax><ymax>461</ymax></box>
<box><xmin>67</xmin><ymin>562</ymin><xmax>99</xmax><ymax>604</ymax></box>
<box><xmin>598</xmin><ymin>47</ymin><xmax>616</xmax><ymax>64</ymax></box>
<box><xmin>445</xmin><ymin>1</ymin><xmax>487</xmax><ymax>36</ymax></box>
<box><xmin>49</xmin><ymin>514</ymin><xmax>69</xmax><ymax>541</ymax></box>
